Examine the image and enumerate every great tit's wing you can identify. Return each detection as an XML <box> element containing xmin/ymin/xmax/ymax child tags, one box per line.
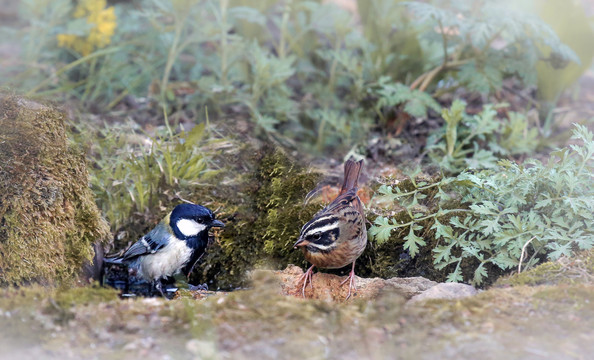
<box><xmin>121</xmin><ymin>224</ymin><xmax>171</xmax><ymax>261</ymax></box>
<box><xmin>121</xmin><ymin>235</ymin><xmax>163</xmax><ymax>260</ymax></box>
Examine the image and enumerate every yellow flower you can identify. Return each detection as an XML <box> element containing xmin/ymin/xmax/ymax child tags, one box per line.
<box><xmin>56</xmin><ymin>34</ymin><xmax>77</xmax><ymax>48</ymax></box>
<box><xmin>57</xmin><ymin>0</ymin><xmax>117</xmax><ymax>56</ymax></box>
<box><xmin>74</xmin><ymin>0</ymin><xmax>106</xmax><ymax>18</ymax></box>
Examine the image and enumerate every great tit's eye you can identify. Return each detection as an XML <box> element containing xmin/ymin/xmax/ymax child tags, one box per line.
<box><xmin>196</xmin><ymin>218</ymin><xmax>204</xmax><ymax>224</ymax></box>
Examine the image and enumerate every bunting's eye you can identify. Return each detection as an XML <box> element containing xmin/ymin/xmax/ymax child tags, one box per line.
<box><xmin>313</xmin><ymin>233</ymin><xmax>321</xmax><ymax>240</ymax></box>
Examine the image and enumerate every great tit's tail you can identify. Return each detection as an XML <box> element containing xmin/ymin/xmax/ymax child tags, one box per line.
<box><xmin>103</xmin><ymin>256</ymin><xmax>124</xmax><ymax>265</ymax></box>
<box><xmin>80</xmin><ymin>244</ymin><xmax>126</xmax><ymax>286</ymax></box>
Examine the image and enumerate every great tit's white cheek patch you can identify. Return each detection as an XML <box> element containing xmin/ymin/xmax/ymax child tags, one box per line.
<box><xmin>176</xmin><ymin>219</ymin><xmax>207</xmax><ymax>237</ymax></box>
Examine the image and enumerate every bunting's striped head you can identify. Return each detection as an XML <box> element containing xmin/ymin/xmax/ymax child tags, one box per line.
<box><xmin>294</xmin><ymin>214</ymin><xmax>342</xmax><ymax>253</ymax></box>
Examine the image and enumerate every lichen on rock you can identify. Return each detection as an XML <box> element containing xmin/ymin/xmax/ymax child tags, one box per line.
<box><xmin>0</xmin><ymin>94</ymin><xmax>110</xmax><ymax>286</ymax></box>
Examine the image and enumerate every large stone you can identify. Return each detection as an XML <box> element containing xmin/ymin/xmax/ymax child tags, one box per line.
<box><xmin>408</xmin><ymin>282</ymin><xmax>478</xmax><ymax>303</ymax></box>
<box><xmin>273</xmin><ymin>265</ymin><xmax>438</xmax><ymax>301</ymax></box>
<box><xmin>0</xmin><ymin>95</ymin><xmax>110</xmax><ymax>285</ymax></box>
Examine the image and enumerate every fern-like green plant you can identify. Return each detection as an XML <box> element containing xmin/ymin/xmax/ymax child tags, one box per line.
<box><xmin>3</xmin><ymin>0</ymin><xmax>581</xmax><ymax>154</ymax></box>
<box><xmin>405</xmin><ymin>0</ymin><xmax>580</xmax><ymax>93</ymax></box>
<box><xmin>370</xmin><ymin>124</ymin><xmax>593</xmax><ymax>285</ymax></box>
<box><xmin>427</xmin><ymin>100</ymin><xmax>539</xmax><ymax>173</ymax></box>
<box><xmin>369</xmin><ymin>76</ymin><xmax>442</xmax><ymax>122</ymax></box>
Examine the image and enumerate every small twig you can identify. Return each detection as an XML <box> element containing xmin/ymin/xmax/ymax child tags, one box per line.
<box><xmin>410</xmin><ymin>59</ymin><xmax>471</xmax><ymax>91</ymax></box>
<box><xmin>419</xmin><ymin>64</ymin><xmax>445</xmax><ymax>92</ymax></box>
<box><xmin>502</xmin><ymin>85</ymin><xmax>540</xmax><ymax>109</ymax></box>
<box><xmin>26</xmin><ymin>47</ymin><xmax>120</xmax><ymax>95</ymax></box>
<box><xmin>409</xmin><ymin>19</ymin><xmax>450</xmax><ymax>92</ymax></box>
<box><xmin>409</xmin><ymin>72</ymin><xmax>428</xmax><ymax>91</ymax></box>
<box><xmin>304</xmin><ymin>186</ymin><xmax>324</xmax><ymax>206</ymax></box>
<box><xmin>106</xmin><ymin>89</ymin><xmax>130</xmax><ymax>110</ymax></box>
<box><xmin>186</xmin><ymin>251</ymin><xmax>206</xmax><ymax>281</ymax></box>
<box><xmin>518</xmin><ymin>236</ymin><xmax>536</xmax><ymax>274</ymax></box>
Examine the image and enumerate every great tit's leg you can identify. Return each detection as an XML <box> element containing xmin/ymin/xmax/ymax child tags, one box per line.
<box><xmin>124</xmin><ymin>265</ymin><xmax>130</xmax><ymax>293</ymax></box>
<box><xmin>155</xmin><ymin>280</ymin><xmax>167</xmax><ymax>298</ymax></box>
<box><xmin>188</xmin><ymin>283</ymin><xmax>208</xmax><ymax>291</ymax></box>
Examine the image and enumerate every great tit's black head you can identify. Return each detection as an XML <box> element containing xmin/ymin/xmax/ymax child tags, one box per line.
<box><xmin>169</xmin><ymin>203</ymin><xmax>224</xmax><ymax>240</ymax></box>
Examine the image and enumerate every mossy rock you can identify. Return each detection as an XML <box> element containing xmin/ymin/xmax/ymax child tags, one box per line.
<box><xmin>0</xmin><ymin>94</ymin><xmax>110</xmax><ymax>286</ymax></box>
<box><xmin>497</xmin><ymin>250</ymin><xmax>594</xmax><ymax>287</ymax></box>
<box><xmin>191</xmin><ymin>148</ymin><xmax>322</xmax><ymax>290</ymax></box>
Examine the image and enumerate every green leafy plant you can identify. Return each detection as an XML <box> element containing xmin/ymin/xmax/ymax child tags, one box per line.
<box><xmin>369</xmin><ymin>76</ymin><xmax>442</xmax><ymax>122</ymax></box>
<box><xmin>370</xmin><ymin>124</ymin><xmax>593</xmax><ymax>285</ymax></box>
<box><xmin>2</xmin><ymin>0</ymin><xmax>582</xmax><ymax>153</ymax></box>
<box><xmin>427</xmin><ymin>100</ymin><xmax>539</xmax><ymax>173</ymax></box>
<box><xmin>405</xmin><ymin>0</ymin><xmax>580</xmax><ymax>93</ymax></box>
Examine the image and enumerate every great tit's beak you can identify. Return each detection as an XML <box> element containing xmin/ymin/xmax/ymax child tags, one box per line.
<box><xmin>209</xmin><ymin>219</ymin><xmax>225</xmax><ymax>228</ymax></box>
<box><xmin>293</xmin><ymin>238</ymin><xmax>308</xmax><ymax>249</ymax></box>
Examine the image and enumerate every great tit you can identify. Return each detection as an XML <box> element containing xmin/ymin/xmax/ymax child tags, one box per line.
<box><xmin>106</xmin><ymin>203</ymin><xmax>224</xmax><ymax>296</ymax></box>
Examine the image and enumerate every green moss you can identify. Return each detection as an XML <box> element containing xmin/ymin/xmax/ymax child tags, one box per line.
<box><xmin>192</xmin><ymin>148</ymin><xmax>322</xmax><ymax>289</ymax></box>
<box><xmin>159</xmin><ymin>297</ymin><xmax>217</xmax><ymax>339</ymax></box>
<box><xmin>257</xmin><ymin>150</ymin><xmax>322</xmax><ymax>266</ymax></box>
<box><xmin>498</xmin><ymin>250</ymin><xmax>594</xmax><ymax>287</ymax></box>
<box><xmin>0</xmin><ymin>284</ymin><xmax>118</xmax><ymax>313</ymax></box>
<box><xmin>0</xmin><ymin>94</ymin><xmax>110</xmax><ymax>286</ymax></box>
<box><xmin>44</xmin><ymin>285</ymin><xmax>120</xmax><ymax>323</ymax></box>
<box><xmin>501</xmin><ymin>262</ymin><xmax>564</xmax><ymax>287</ymax></box>
<box><xmin>52</xmin><ymin>285</ymin><xmax>119</xmax><ymax>308</ymax></box>
<box><xmin>0</xmin><ymin>286</ymin><xmax>50</xmax><ymax>312</ymax></box>
<box><xmin>533</xmin><ymin>285</ymin><xmax>594</xmax><ymax>308</ymax></box>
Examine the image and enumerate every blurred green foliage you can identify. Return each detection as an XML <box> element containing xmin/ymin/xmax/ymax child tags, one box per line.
<box><xmin>426</xmin><ymin>100</ymin><xmax>539</xmax><ymax>173</ymax></box>
<box><xmin>1</xmin><ymin>0</ymin><xmax>581</xmax><ymax>153</ymax></box>
<box><xmin>71</xmin><ymin>119</ymin><xmax>222</xmax><ymax>232</ymax></box>
<box><xmin>523</xmin><ymin>0</ymin><xmax>594</xmax><ymax>102</ymax></box>
<box><xmin>404</xmin><ymin>0</ymin><xmax>579</xmax><ymax>93</ymax></box>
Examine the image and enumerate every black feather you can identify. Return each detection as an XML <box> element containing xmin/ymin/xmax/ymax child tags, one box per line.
<box><xmin>121</xmin><ymin>234</ymin><xmax>165</xmax><ymax>261</ymax></box>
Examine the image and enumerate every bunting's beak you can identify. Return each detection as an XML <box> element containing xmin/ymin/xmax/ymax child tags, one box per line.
<box><xmin>293</xmin><ymin>238</ymin><xmax>308</xmax><ymax>249</ymax></box>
